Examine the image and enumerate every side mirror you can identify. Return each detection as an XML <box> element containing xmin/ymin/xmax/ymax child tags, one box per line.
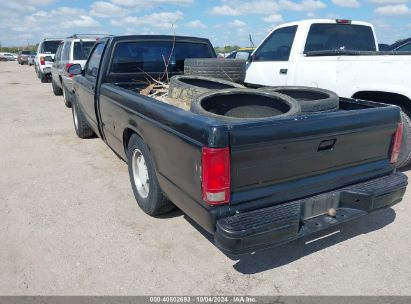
<box><xmin>67</xmin><ymin>64</ymin><xmax>83</xmax><ymax>76</ymax></box>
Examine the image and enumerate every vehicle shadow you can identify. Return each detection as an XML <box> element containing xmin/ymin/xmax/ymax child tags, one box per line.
<box><xmin>400</xmin><ymin>163</ymin><xmax>411</xmax><ymax>173</ymax></box>
<box><xmin>185</xmin><ymin>208</ymin><xmax>396</xmax><ymax>274</ymax></box>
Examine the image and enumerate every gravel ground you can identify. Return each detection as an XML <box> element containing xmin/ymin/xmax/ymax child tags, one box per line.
<box><xmin>1</xmin><ymin>61</ymin><xmax>410</xmax><ymax>295</ymax></box>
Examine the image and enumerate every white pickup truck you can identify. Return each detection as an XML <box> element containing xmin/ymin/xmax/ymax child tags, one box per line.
<box><xmin>245</xmin><ymin>19</ymin><xmax>411</xmax><ymax>166</ymax></box>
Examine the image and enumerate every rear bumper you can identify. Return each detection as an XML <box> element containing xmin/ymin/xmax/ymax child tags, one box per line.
<box><xmin>40</xmin><ymin>66</ymin><xmax>52</xmax><ymax>74</ymax></box>
<box><xmin>215</xmin><ymin>172</ymin><xmax>407</xmax><ymax>254</ymax></box>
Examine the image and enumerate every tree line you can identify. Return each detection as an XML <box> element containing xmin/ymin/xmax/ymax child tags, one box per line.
<box><xmin>0</xmin><ymin>44</ymin><xmax>38</xmax><ymax>53</ymax></box>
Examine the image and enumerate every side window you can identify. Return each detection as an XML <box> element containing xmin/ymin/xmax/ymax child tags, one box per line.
<box><xmin>86</xmin><ymin>43</ymin><xmax>105</xmax><ymax>78</ymax></box>
<box><xmin>253</xmin><ymin>26</ymin><xmax>297</xmax><ymax>61</ymax></box>
<box><xmin>61</xmin><ymin>42</ymin><xmax>71</xmax><ymax>61</ymax></box>
<box><xmin>397</xmin><ymin>43</ymin><xmax>411</xmax><ymax>52</ymax></box>
<box><xmin>55</xmin><ymin>44</ymin><xmax>63</xmax><ymax>62</ymax></box>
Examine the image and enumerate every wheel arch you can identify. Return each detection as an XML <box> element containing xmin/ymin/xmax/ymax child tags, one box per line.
<box><xmin>352</xmin><ymin>91</ymin><xmax>411</xmax><ymax>113</ymax></box>
<box><xmin>123</xmin><ymin>127</ymin><xmax>144</xmax><ymax>159</ymax></box>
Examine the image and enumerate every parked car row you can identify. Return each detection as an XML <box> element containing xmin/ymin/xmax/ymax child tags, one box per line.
<box><xmin>17</xmin><ymin>50</ymin><xmax>36</xmax><ymax>65</ymax></box>
<box><xmin>0</xmin><ymin>52</ymin><xmax>17</xmax><ymax>61</ymax></box>
<box><xmin>38</xmin><ymin>22</ymin><xmax>408</xmax><ymax>254</ymax></box>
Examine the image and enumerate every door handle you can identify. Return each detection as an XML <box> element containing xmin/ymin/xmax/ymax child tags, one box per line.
<box><xmin>280</xmin><ymin>69</ymin><xmax>288</xmax><ymax>75</ymax></box>
<box><xmin>318</xmin><ymin>139</ymin><xmax>337</xmax><ymax>152</ymax></box>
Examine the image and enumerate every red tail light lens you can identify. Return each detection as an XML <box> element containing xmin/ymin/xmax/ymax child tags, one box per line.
<box><xmin>202</xmin><ymin>147</ymin><xmax>230</xmax><ymax>205</ymax></box>
<box><xmin>65</xmin><ymin>63</ymin><xmax>74</xmax><ymax>77</ymax></box>
<box><xmin>390</xmin><ymin>122</ymin><xmax>403</xmax><ymax>164</ymax></box>
<box><xmin>40</xmin><ymin>56</ymin><xmax>45</xmax><ymax>65</ymax></box>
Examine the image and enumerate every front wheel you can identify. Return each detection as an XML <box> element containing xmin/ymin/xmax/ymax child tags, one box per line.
<box><xmin>71</xmin><ymin>98</ymin><xmax>94</xmax><ymax>138</ymax></box>
<box><xmin>52</xmin><ymin>79</ymin><xmax>63</xmax><ymax>96</ymax></box>
<box><xmin>127</xmin><ymin>134</ymin><xmax>174</xmax><ymax>216</ymax></box>
<box><xmin>62</xmin><ymin>84</ymin><xmax>72</xmax><ymax>108</ymax></box>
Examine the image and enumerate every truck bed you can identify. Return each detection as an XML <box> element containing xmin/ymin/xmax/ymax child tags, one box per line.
<box><xmin>101</xmin><ymin>82</ymin><xmax>401</xmax><ymax>218</ymax></box>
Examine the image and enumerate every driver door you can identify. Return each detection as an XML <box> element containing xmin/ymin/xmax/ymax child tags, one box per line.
<box><xmin>75</xmin><ymin>42</ymin><xmax>106</xmax><ymax>133</ymax></box>
<box><xmin>245</xmin><ymin>25</ymin><xmax>297</xmax><ymax>86</ymax></box>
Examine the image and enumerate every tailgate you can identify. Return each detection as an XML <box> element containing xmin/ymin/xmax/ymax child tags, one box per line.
<box><xmin>229</xmin><ymin>103</ymin><xmax>400</xmax><ymax>205</ymax></box>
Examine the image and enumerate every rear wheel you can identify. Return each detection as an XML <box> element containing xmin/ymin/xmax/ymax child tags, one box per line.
<box><xmin>71</xmin><ymin>98</ymin><xmax>94</xmax><ymax>138</ymax></box>
<box><xmin>40</xmin><ymin>71</ymin><xmax>48</xmax><ymax>83</ymax></box>
<box><xmin>127</xmin><ymin>134</ymin><xmax>174</xmax><ymax>216</ymax></box>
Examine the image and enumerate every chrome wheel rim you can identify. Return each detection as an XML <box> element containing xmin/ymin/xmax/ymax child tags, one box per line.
<box><xmin>132</xmin><ymin>149</ymin><xmax>149</xmax><ymax>198</ymax></box>
<box><xmin>73</xmin><ymin>104</ymin><xmax>79</xmax><ymax>130</ymax></box>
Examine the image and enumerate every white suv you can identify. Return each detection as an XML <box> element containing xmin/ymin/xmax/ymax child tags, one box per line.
<box><xmin>51</xmin><ymin>35</ymin><xmax>98</xmax><ymax>107</ymax></box>
<box><xmin>35</xmin><ymin>39</ymin><xmax>62</xmax><ymax>83</ymax></box>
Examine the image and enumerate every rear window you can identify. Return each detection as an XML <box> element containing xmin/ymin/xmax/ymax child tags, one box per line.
<box><xmin>110</xmin><ymin>41</ymin><xmax>214</xmax><ymax>73</ymax></box>
<box><xmin>304</xmin><ymin>24</ymin><xmax>376</xmax><ymax>53</ymax></box>
<box><xmin>21</xmin><ymin>51</ymin><xmax>31</xmax><ymax>55</ymax></box>
<box><xmin>73</xmin><ymin>41</ymin><xmax>95</xmax><ymax>60</ymax></box>
<box><xmin>40</xmin><ymin>40</ymin><xmax>61</xmax><ymax>54</ymax></box>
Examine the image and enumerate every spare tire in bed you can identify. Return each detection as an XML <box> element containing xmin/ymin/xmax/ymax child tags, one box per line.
<box><xmin>259</xmin><ymin>86</ymin><xmax>339</xmax><ymax>112</ymax></box>
<box><xmin>168</xmin><ymin>75</ymin><xmax>244</xmax><ymax>104</ymax></box>
<box><xmin>190</xmin><ymin>88</ymin><xmax>301</xmax><ymax>122</ymax></box>
<box><xmin>184</xmin><ymin>58</ymin><xmax>246</xmax><ymax>83</ymax></box>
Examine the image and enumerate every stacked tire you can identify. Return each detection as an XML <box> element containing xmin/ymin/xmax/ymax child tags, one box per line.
<box><xmin>168</xmin><ymin>74</ymin><xmax>343</xmax><ymax>121</ymax></box>
<box><xmin>168</xmin><ymin>75</ymin><xmax>244</xmax><ymax>105</ymax></box>
<box><xmin>184</xmin><ymin>58</ymin><xmax>246</xmax><ymax>83</ymax></box>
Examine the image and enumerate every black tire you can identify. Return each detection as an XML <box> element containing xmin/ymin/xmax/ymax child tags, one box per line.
<box><xmin>127</xmin><ymin>134</ymin><xmax>175</xmax><ymax>216</ymax></box>
<box><xmin>62</xmin><ymin>84</ymin><xmax>72</xmax><ymax>108</ymax></box>
<box><xmin>71</xmin><ymin>98</ymin><xmax>94</xmax><ymax>138</ymax></box>
<box><xmin>184</xmin><ymin>58</ymin><xmax>246</xmax><ymax>83</ymax></box>
<box><xmin>190</xmin><ymin>88</ymin><xmax>301</xmax><ymax>122</ymax></box>
<box><xmin>396</xmin><ymin>111</ymin><xmax>411</xmax><ymax>168</ymax></box>
<box><xmin>40</xmin><ymin>71</ymin><xmax>48</xmax><ymax>83</ymax></box>
<box><xmin>259</xmin><ymin>86</ymin><xmax>339</xmax><ymax>113</ymax></box>
<box><xmin>168</xmin><ymin>75</ymin><xmax>244</xmax><ymax>104</ymax></box>
<box><xmin>52</xmin><ymin>78</ymin><xmax>63</xmax><ymax>96</ymax></box>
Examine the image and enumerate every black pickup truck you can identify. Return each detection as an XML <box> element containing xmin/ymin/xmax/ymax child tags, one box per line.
<box><xmin>67</xmin><ymin>35</ymin><xmax>407</xmax><ymax>254</ymax></box>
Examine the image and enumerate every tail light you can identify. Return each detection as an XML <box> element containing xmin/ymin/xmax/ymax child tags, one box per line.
<box><xmin>40</xmin><ymin>56</ymin><xmax>45</xmax><ymax>65</ymax></box>
<box><xmin>65</xmin><ymin>63</ymin><xmax>74</xmax><ymax>77</ymax></box>
<box><xmin>390</xmin><ymin>122</ymin><xmax>403</xmax><ymax>164</ymax></box>
<box><xmin>201</xmin><ymin>147</ymin><xmax>230</xmax><ymax>205</ymax></box>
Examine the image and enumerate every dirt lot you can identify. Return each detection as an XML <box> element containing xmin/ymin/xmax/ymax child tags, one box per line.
<box><xmin>1</xmin><ymin>61</ymin><xmax>411</xmax><ymax>295</ymax></box>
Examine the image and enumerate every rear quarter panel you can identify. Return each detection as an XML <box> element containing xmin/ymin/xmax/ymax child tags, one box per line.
<box><xmin>292</xmin><ymin>55</ymin><xmax>411</xmax><ymax>99</ymax></box>
<box><xmin>98</xmin><ymin>84</ymin><xmax>230</xmax><ymax>232</ymax></box>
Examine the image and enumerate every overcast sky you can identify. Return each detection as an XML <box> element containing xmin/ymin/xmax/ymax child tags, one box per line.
<box><xmin>1</xmin><ymin>0</ymin><xmax>411</xmax><ymax>47</ymax></box>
